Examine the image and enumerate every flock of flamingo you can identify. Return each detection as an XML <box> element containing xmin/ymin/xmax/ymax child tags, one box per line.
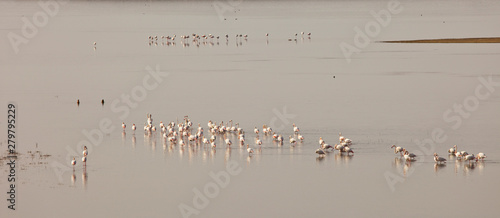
<box><xmin>147</xmin><ymin>32</ymin><xmax>311</xmax><ymax>47</ymax></box>
<box><xmin>69</xmin><ymin>113</ymin><xmax>488</xmax><ymax>168</ymax></box>
<box><xmin>120</xmin><ymin>114</ymin><xmax>306</xmax><ymax>157</ymax></box>
<box><xmin>390</xmin><ymin>144</ymin><xmax>487</xmax><ymax>166</ymax></box>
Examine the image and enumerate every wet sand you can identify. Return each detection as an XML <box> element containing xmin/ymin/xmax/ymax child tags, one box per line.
<box><xmin>381</xmin><ymin>37</ymin><xmax>500</xmax><ymax>43</ymax></box>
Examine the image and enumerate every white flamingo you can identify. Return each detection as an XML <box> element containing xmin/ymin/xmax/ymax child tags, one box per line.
<box><xmin>83</xmin><ymin>146</ymin><xmax>88</xmax><ymax>157</ymax></box>
<box><xmin>343</xmin><ymin>146</ymin><xmax>354</xmax><ymax>155</ymax></box>
<box><xmin>391</xmin><ymin>145</ymin><xmax>404</xmax><ymax>156</ymax></box>
<box><xmin>403</xmin><ymin>150</ymin><xmax>416</xmax><ymax>161</ymax></box>
<box><xmin>293</xmin><ymin>123</ymin><xmax>300</xmax><ymax>133</ymax></box>
<box><xmin>289</xmin><ymin>136</ymin><xmax>296</xmax><ymax>144</ymax></box>
<box><xmin>316</xmin><ymin>148</ymin><xmax>325</xmax><ymax>156</ymax></box>
<box><xmin>247</xmin><ymin>144</ymin><xmax>254</xmax><ymax>155</ymax></box>
<box><xmin>476</xmin><ymin>153</ymin><xmax>487</xmax><ymax>161</ymax></box>
<box><xmin>225</xmin><ymin>138</ymin><xmax>232</xmax><ymax>147</ymax></box>
<box><xmin>448</xmin><ymin>145</ymin><xmax>457</xmax><ymax>154</ymax></box>
<box><xmin>339</xmin><ymin>132</ymin><xmax>345</xmax><ymax>142</ymax></box>
<box><xmin>434</xmin><ymin>153</ymin><xmax>446</xmax><ymax>164</ymax></box>
<box><xmin>464</xmin><ymin>154</ymin><xmax>475</xmax><ymax>164</ymax></box>
<box><xmin>319</xmin><ymin>137</ymin><xmax>324</xmax><ymax>146</ymax></box>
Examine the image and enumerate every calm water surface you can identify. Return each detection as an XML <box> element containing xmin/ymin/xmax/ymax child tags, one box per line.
<box><xmin>1</xmin><ymin>0</ymin><xmax>500</xmax><ymax>217</ymax></box>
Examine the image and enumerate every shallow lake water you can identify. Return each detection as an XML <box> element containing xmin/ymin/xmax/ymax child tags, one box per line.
<box><xmin>1</xmin><ymin>0</ymin><xmax>500</xmax><ymax>217</ymax></box>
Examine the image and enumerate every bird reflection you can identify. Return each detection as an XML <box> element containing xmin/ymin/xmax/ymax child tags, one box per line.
<box><xmin>334</xmin><ymin>152</ymin><xmax>353</xmax><ymax>165</ymax></box>
<box><xmin>121</xmin><ymin>131</ymin><xmax>126</xmax><ymax>144</ymax></box>
<box><xmin>131</xmin><ymin>135</ymin><xmax>136</xmax><ymax>148</ymax></box>
<box><xmin>71</xmin><ymin>173</ymin><xmax>76</xmax><ymax>186</ymax></box>
<box><xmin>434</xmin><ymin>163</ymin><xmax>446</xmax><ymax>174</ymax></box>
<box><xmin>82</xmin><ymin>168</ymin><xmax>88</xmax><ymax>189</ymax></box>
<box><xmin>463</xmin><ymin>162</ymin><xmax>476</xmax><ymax>175</ymax></box>
<box><xmin>224</xmin><ymin>147</ymin><xmax>232</xmax><ymax>164</ymax></box>
<box><xmin>316</xmin><ymin>156</ymin><xmax>325</xmax><ymax>164</ymax></box>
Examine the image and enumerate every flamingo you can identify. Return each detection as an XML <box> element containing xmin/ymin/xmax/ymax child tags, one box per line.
<box><xmin>211</xmin><ymin>141</ymin><xmax>216</xmax><ymax>149</ymax></box>
<box><xmin>476</xmin><ymin>153</ymin><xmax>487</xmax><ymax>161</ymax></box>
<box><xmin>322</xmin><ymin>144</ymin><xmax>334</xmax><ymax>151</ymax></box>
<box><xmin>277</xmin><ymin>135</ymin><xmax>284</xmax><ymax>143</ymax></box>
<box><xmin>448</xmin><ymin>145</ymin><xmax>457</xmax><ymax>154</ymax></box>
<box><xmin>316</xmin><ymin>148</ymin><xmax>325</xmax><ymax>156</ymax></box>
<box><xmin>403</xmin><ymin>150</ymin><xmax>416</xmax><ymax>161</ymax></box>
<box><xmin>339</xmin><ymin>132</ymin><xmax>345</xmax><ymax>142</ymax></box>
<box><xmin>343</xmin><ymin>146</ymin><xmax>354</xmax><ymax>155</ymax></box>
<box><xmin>122</xmin><ymin>122</ymin><xmax>126</xmax><ymax>130</ymax></box>
<box><xmin>289</xmin><ymin>136</ymin><xmax>296</xmax><ymax>144</ymax></box>
<box><xmin>210</xmin><ymin>135</ymin><xmax>216</xmax><ymax>142</ymax></box>
<box><xmin>254</xmin><ymin>127</ymin><xmax>259</xmax><ymax>134</ymax></box>
<box><xmin>82</xmin><ymin>146</ymin><xmax>88</xmax><ymax>157</ymax></box>
<box><xmin>203</xmin><ymin>137</ymin><xmax>209</xmax><ymax>144</ymax></box>
<box><xmin>335</xmin><ymin>144</ymin><xmax>344</xmax><ymax>153</ymax></box>
<box><xmin>225</xmin><ymin>138</ymin><xmax>232</xmax><ymax>147</ymax></box>
<box><xmin>132</xmin><ymin>124</ymin><xmax>136</xmax><ymax>131</ymax></box>
<box><xmin>293</xmin><ymin>123</ymin><xmax>299</xmax><ymax>133</ymax></box>
<box><xmin>272</xmin><ymin>132</ymin><xmax>278</xmax><ymax>140</ymax></box>
<box><xmin>464</xmin><ymin>154</ymin><xmax>475</xmax><ymax>164</ymax></box>
<box><xmin>391</xmin><ymin>145</ymin><xmax>404</xmax><ymax>156</ymax></box>
<box><xmin>434</xmin><ymin>153</ymin><xmax>446</xmax><ymax>164</ymax></box>
<box><xmin>319</xmin><ymin>137</ymin><xmax>324</xmax><ymax>146</ymax></box>
<box><xmin>247</xmin><ymin>144</ymin><xmax>254</xmax><ymax>155</ymax></box>
<box><xmin>298</xmin><ymin>134</ymin><xmax>304</xmax><ymax>141</ymax></box>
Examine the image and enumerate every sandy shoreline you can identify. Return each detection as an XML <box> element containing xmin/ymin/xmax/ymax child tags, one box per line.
<box><xmin>381</xmin><ymin>37</ymin><xmax>500</xmax><ymax>43</ymax></box>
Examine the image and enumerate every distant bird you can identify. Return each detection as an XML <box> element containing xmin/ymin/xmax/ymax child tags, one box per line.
<box><xmin>344</xmin><ymin>146</ymin><xmax>354</xmax><ymax>155</ymax></box>
<box><xmin>122</xmin><ymin>122</ymin><xmax>126</xmax><ymax>130</ymax></box>
<box><xmin>319</xmin><ymin>137</ymin><xmax>324</xmax><ymax>146</ymax></box>
<box><xmin>316</xmin><ymin>148</ymin><xmax>325</xmax><ymax>156</ymax></box>
<box><xmin>247</xmin><ymin>144</ymin><xmax>254</xmax><ymax>155</ymax></box>
<box><xmin>71</xmin><ymin>158</ymin><xmax>76</xmax><ymax>170</ymax></box>
<box><xmin>434</xmin><ymin>153</ymin><xmax>446</xmax><ymax>164</ymax></box>
<box><xmin>464</xmin><ymin>154</ymin><xmax>475</xmax><ymax>164</ymax></box>
<box><xmin>77</xmin><ymin>99</ymin><xmax>80</xmax><ymax>106</ymax></box>
<box><xmin>254</xmin><ymin>127</ymin><xmax>259</xmax><ymax>134</ymax></box>
<box><xmin>83</xmin><ymin>146</ymin><xmax>88</xmax><ymax>157</ymax></box>
<box><xmin>289</xmin><ymin>136</ymin><xmax>296</xmax><ymax>144</ymax></box>
<box><xmin>293</xmin><ymin>123</ymin><xmax>299</xmax><ymax>133</ymax></box>
<box><xmin>93</xmin><ymin>42</ymin><xmax>96</xmax><ymax>46</ymax></box>
<box><xmin>403</xmin><ymin>150</ymin><xmax>416</xmax><ymax>161</ymax></box>
<box><xmin>101</xmin><ymin>99</ymin><xmax>105</xmax><ymax>105</ymax></box>
<box><xmin>391</xmin><ymin>145</ymin><xmax>404</xmax><ymax>156</ymax></box>
<box><xmin>132</xmin><ymin>124</ymin><xmax>136</xmax><ymax>131</ymax></box>
<box><xmin>225</xmin><ymin>138</ymin><xmax>232</xmax><ymax>147</ymax></box>
<box><xmin>211</xmin><ymin>141</ymin><xmax>216</xmax><ymax>149</ymax></box>
<box><xmin>298</xmin><ymin>134</ymin><xmax>304</xmax><ymax>141</ymax></box>
<box><xmin>339</xmin><ymin>132</ymin><xmax>345</xmax><ymax>142</ymax></box>
<box><xmin>82</xmin><ymin>156</ymin><xmax>87</xmax><ymax>166</ymax></box>
<box><xmin>448</xmin><ymin>145</ymin><xmax>457</xmax><ymax>154</ymax></box>
<box><xmin>476</xmin><ymin>153</ymin><xmax>487</xmax><ymax>161</ymax></box>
